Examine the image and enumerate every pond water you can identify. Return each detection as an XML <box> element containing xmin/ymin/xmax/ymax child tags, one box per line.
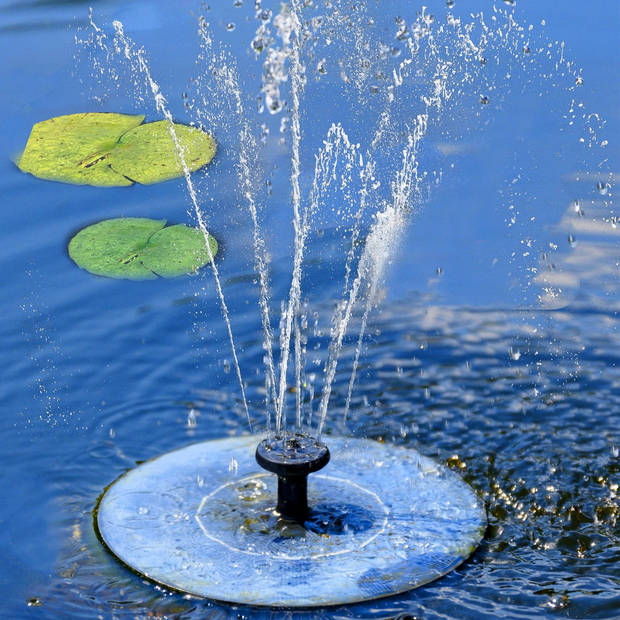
<box><xmin>0</xmin><ymin>0</ymin><xmax>618</xmax><ymax>618</ymax></box>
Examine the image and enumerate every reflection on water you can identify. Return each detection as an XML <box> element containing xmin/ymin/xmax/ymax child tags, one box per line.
<box><xmin>536</xmin><ymin>187</ymin><xmax>619</xmax><ymax>309</ymax></box>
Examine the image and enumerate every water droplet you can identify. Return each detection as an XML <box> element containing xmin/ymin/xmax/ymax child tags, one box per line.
<box><xmin>572</xmin><ymin>200</ymin><xmax>585</xmax><ymax>217</ymax></box>
<box><xmin>446</xmin><ymin>0</ymin><xmax>455</xmax><ymax>7</ymax></box>
<box><xmin>233</xmin><ymin>0</ymin><xmax>243</xmax><ymax>6</ymax></box>
<box><xmin>479</xmin><ymin>95</ymin><xmax>490</xmax><ymax>105</ymax></box>
<box><xmin>226</xmin><ymin>22</ymin><xmax>236</xmax><ymax>31</ymax></box>
<box><xmin>597</xmin><ymin>181</ymin><xmax>609</xmax><ymax>195</ymax></box>
<box><xmin>260</xmin><ymin>123</ymin><xmax>270</xmax><ymax>143</ymax></box>
<box><xmin>317</xmin><ymin>58</ymin><xmax>327</xmax><ymax>75</ymax></box>
<box><xmin>187</xmin><ymin>408</ymin><xmax>198</xmax><ymax>427</ymax></box>
<box><xmin>575</xmin><ymin>76</ymin><xmax>583</xmax><ymax>86</ymax></box>
<box><xmin>509</xmin><ymin>348</ymin><xmax>521</xmax><ymax>361</ymax></box>
<box><xmin>395</xmin><ymin>16</ymin><xmax>409</xmax><ymax>40</ymax></box>
<box><xmin>568</xmin><ymin>233</ymin><xmax>577</xmax><ymax>247</ymax></box>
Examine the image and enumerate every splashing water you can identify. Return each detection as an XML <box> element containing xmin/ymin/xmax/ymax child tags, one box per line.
<box><xmin>273</xmin><ymin>0</ymin><xmax>308</xmax><ymax>434</ymax></box>
<box><xmin>193</xmin><ymin>18</ymin><xmax>279</xmax><ymax>428</ymax></box>
<box><xmin>76</xmin><ymin>1</ymin><xmax>614</xmax><ymax>438</ymax></box>
<box><xmin>107</xmin><ymin>19</ymin><xmax>252</xmax><ymax>430</ymax></box>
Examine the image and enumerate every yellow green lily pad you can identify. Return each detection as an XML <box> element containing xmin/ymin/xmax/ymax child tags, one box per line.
<box><xmin>68</xmin><ymin>218</ymin><xmax>218</xmax><ymax>280</ymax></box>
<box><xmin>110</xmin><ymin>121</ymin><xmax>216</xmax><ymax>185</ymax></box>
<box><xmin>17</xmin><ymin>113</ymin><xmax>216</xmax><ymax>186</ymax></box>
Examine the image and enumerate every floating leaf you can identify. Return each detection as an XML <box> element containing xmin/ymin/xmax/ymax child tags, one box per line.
<box><xmin>140</xmin><ymin>223</ymin><xmax>219</xmax><ymax>278</ymax></box>
<box><xmin>18</xmin><ymin>113</ymin><xmax>144</xmax><ymax>186</ymax></box>
<box><xmin>109</xmin><ymin>120</ymin><xmax>217</xmax><ymax>185</ymax></box>
<box><xmin>17</xmin><ymin>113</ymin><xmax>216</xmax><ymax>186</ymax></box>
<box><xmin>68</xmin><ymin>218</ymin><xmax>218</xmax><ymax>280</ymax></box>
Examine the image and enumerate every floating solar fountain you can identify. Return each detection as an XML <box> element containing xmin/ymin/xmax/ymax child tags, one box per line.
<box><xmin>96</xmin><ymin>434</ymin><xmax>486</xmax><ymax>606</ymax></box>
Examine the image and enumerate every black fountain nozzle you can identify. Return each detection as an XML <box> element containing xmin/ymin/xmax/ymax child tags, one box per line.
<box><xmin>256</xmin><ymin>433</ymin><xmax>330</xmax><ymax>522</ymax></box>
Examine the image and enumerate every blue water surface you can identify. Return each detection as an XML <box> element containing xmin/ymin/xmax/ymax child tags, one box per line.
<box><xmin>0</xmin><ymin>1</ymin><xmax>618</xmax><ymax>618</ymax></box>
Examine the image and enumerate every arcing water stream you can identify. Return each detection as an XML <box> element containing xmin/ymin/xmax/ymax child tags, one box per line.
<box><xmin>78</xmin><ymin>1</ymin><xmax>614</xmax><ymax>438</ymax></box>
<box><xmin>114</xmin><ymin>19</ymin><xmax>254</xmax><ymax>430</ymax></box>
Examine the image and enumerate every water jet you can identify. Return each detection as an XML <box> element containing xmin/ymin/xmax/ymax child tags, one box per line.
<box><xmin>88</xmin><ymin>5</ymin><xmax>518</xmax><ymax>607</ymax></box>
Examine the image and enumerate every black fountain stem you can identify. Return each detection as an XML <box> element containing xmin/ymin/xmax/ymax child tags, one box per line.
<box><xmin>255</xmin><ymin>433</ymin><xmax>330</xmax><ymax>522</ymax></box>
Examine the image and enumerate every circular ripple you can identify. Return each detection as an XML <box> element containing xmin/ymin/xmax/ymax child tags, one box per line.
<box><xmin>96</xmin><ymin>436</ymin><xmax>486</xmax><ymax>607</ymax></box>
<box><xmin>196</xmin><ymin>473</ymin><xmax>388</xmax><ymax>559</ymax></box>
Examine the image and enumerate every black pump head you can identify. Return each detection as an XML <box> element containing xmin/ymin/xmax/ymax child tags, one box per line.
<box><xmin>256</xmin><ymin>433</ymin><xmax>330</xmax><ymax>522</ymax></box>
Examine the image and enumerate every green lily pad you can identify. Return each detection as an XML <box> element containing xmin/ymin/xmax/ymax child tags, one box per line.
<box><xmin>18</xmin><ymin>113</ymin><xmax>143</xmax><ymax>186</ymax></box>
<box><xmin>110</xmin><ymin>120</ymin><xmax>217</xmax><ymax>185</ymax></box>
<box><xmin>68</xmin><ymin>218</ymin><xmax>218</xmax><ymax>280</ymax></box>
<box><xmin>17</xmin><ymin>113</ymin><xmax>216</xmax><ymax>186</ymax></box>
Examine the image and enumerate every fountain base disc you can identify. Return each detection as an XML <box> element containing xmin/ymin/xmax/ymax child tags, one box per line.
<box><xmin>96</xmin><ymin>435</ymin><xmax>486</xmax><ymax>607</ymax></box>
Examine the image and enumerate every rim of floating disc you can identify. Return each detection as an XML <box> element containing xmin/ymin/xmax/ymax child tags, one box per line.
<box><xmin>95</xmin><ymin>435</ymin><xmax>487</xmax><ymax>608</ymax></box>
